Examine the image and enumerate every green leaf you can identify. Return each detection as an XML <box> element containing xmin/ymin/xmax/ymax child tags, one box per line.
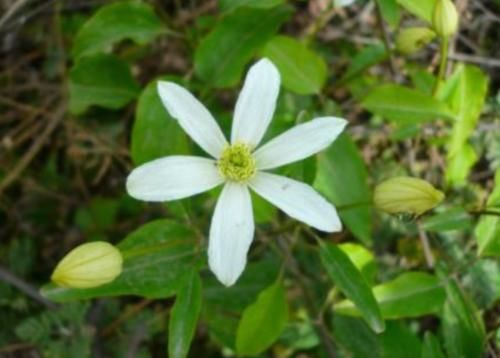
<box><xmin>444</xmin><ymin>65</ymin><xmax>489</xmax><ymax>186</ymax></box>
<box><xmin>319</xmin><ymin>242</ymin><xmax>384</xmax><ymax>333</ymax></box>
<box><xmin>72</xmin><ymin>1</ymin><xmax>164</xmax><ymax>59</ymax></box>
<box><xmin>421</xmin><ymin>208</ymin><xmax>472</xmax><ymax>232</ymax></box>
<box><xmin>361</xmin><ymin>85</ymin><xmax>454</xmax><ymax>124</ymax></box>
<box><xmin>475</xmin><ymin>169</ymin><xmax>500</xmax><ymax>256</ymax></box>
<box><xmin>376</xmin><ymin>0</ymin><xmax>401</xmax><ymax>27</ymax></box>
<box><xmin>194</xmin><ymin>5</ymin><xmax>291</xmax><ymax>87</ymax></box>
<box><xmin>380</xmin><ymin>321</ymin><xmax>422</xmax><ymax>358</ymax></box>
<box><xmin>202</xmin><ymin>260</ymin><xmax>279</xmax><ymax>349</ymax></box>
<box><xmin>422</xmin><ymin>332</ymin><xmax>446</xmax><ymax>358</ymax></box>
<box><xmin>335</xmin><ymin>272</ymin><xmax>446</xmax><ymax>319</ymax></box>
<box><xmin>74</xmin><ymin>197</ymin><xmax>118</xmax><ymax>233</ymax></box>
<box><xmin>252</xmin><ymin>191</ymin><xmax>277</xmax><ymax>224</ymax></box>
<box><xmin>236</xmin><ymin>279</ymin><xmax>288</xmax><ymax>355</ymax></box>
<box><xmin>462</xmin><ymin>259</ymin><xmax>500</xmax><ymax>310</ymax></box>
<box><xmin>168</xmin><ymin>270</ymin><xmax>202</xmax><ymax>358</ymax></box>
<box><xmin>410</xmin><ymin>69</ymin><xmax>436</xmax><ymax>95</ymax></box>
<box><xmin>69</xmin><ymin>54</ymin><xmax>140</xmax><ymax>114</ymax></box>
<box><xmin>475</xmin><ymin>215</ymin><xmax>500</xmax><ymax>257</ymax></box>
<box><xmin>315</xmin><ymin>133</ymin><xmax>372</xmax><ymax>244</ymax></box>
<box><xmin>260</xmin><ymin>35</ymin><xmax>327</xmax><ymax>95</ymax></box>
<box><xmin>333</xmin><ymin>317</ymin><xmax>422</xmax><ymax>358</ymax></box>
<box><xmin>447</xmin><ymin>144</ymin><xmax>478</xmax><ymax>186</ymax></box>
<box><xmin>15</xmin><ymin>303</ymin><xmax>92</xmax><ymax>357</ymax></box>
<box><xmin>442</xmin><ymin>279</ymin><xmax>486</xmax><ymax>358</ymax></box>
<box><xmin>42</xmin><ymin>220</ymin><xmax>199</xmax><ymax>301</ymax></box>
<box><xmin>131</xmin><ymin>78</ymin><xmax>190</xmax><ymax>165</ymax></box>
<box><xmin>219</xmin><ymin>0</ymin><xmax>284</xmax><ymax>13</ymax></box>
<box><xmin>340</xmin><ymin>44</ymin><xmax>387</xmax><ymax>84</ymax></box>
<box><xmin>333</xmin><ymin>315</ymin><xmax>381</xmax><ymax>358</ymax></box>
<box><xmin>338</xmin><ymin>243</ymin><xmax>377</xmax><ymax>284</ymax></box>
<box><xmin>396</xmin><ymin>0</ymin><xmax>436</xmax><ymax>23</ymax></box>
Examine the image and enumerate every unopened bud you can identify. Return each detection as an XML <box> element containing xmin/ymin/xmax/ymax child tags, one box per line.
<box><xmin>432</xmin><ymin>0</ymin><xmax>458</xmax><ymax>38</ymax></box>
<box><xmin>396</xmin><ymin>27</ymin><xmax>436</xmax><ymax>55</ymax></box>
<box><xmin>374</xmin><ymin>177</ymin><xmax>445</xmax><ymax>216</ymax></box>
<box><xmin>51</xmin><ymin>242</ymin><xmax>123</xmax><ymax>288</ymax></box>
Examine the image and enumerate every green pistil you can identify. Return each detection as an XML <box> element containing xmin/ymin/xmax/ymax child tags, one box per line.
<box><xmin>218</xmin><ymin>143</ymin><xmax>256</xmax><ymax>182</ymax></box>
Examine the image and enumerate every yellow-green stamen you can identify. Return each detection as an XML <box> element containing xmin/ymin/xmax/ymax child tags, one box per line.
<box><xmin>218</xmin><ymin>143</ymin><xmax>256</xmax><ymax>182</ymax></box>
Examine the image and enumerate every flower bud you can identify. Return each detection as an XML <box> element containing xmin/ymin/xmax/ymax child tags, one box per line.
<box><xmin>51</xmin><ymin>242</ymin><xmax>123</xmax><ymax>288</ymax></box>
<box><xmin>396</xmin><ymin>27</ymin><xmax>436</xmax><ymax>55</ymax></box>
<box><xmin>374</xmin><ymin>177</ymin><xmax>445</xmax><ymax>216</ymax></box>
<box><xmin>432</xmin><ymin>0</ymin><xmax>458</xmax><ymax>38</ymax></box>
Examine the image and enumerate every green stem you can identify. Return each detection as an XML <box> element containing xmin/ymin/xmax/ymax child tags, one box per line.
<box><xmin>432</xmin><ymin>38</ymin><xmax>449</xmax><ymax>96</ymax></box>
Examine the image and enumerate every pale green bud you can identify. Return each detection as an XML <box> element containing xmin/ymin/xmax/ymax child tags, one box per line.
<box><xmin>432</xmin><ymin>0</ymin><xmax>458</xmax><ymax>38</ymax></box>
<box><xmin>51</xmin><ymin>242</ymin><xmax>123</xmax><ymax>288</ymax></box>
<box><xmin>396</xmin><ymin>27</ymin><xmax>436</xmax><ymax>55</ymax></box>
<box><xmin>374</xmin><ymin>177</ymin><xmax>445</xmax><ymax>216</ymax></box>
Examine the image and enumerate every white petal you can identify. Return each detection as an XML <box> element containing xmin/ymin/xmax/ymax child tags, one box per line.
<box><xmin>126</xmin><ymin>156</ymin><xmax>223</xmax><ymax>202</ymax></box>
<box><xmin>231</xmin><ymin>58</ymin><xmax>281</xmax><ymax>148</ymax></box>
<box><xmin>157</xmin><ymin>81</ymin><xmax>228</xmax><ymax>158</ymax></box>
<box><xmin>208</xmin><ymin>182</ymin><xmax>254</xmax><ymax>286</ymax></box>
<box><xmin>254</xmin><ymin>117</ymin><xmax>347</xmax><ymax>170</ymax></box>
<box><xmin>250</xmin><ymin>172</ymin><xmax>341</xmax><ymax>232</ymax></box>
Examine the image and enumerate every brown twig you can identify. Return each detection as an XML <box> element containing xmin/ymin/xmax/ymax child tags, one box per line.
<box><xmin>100</xmin><ymin>299</ymin><xmax>153</xmax><ymax>337</ymax></box>
<box><xmin>417</xmin><ymin>220</ymin><xmax>435</xmax><ymax>268</ymax></box>
<box><xmin>0</xmin><ymin>265</ymin><xmax>58</xmax><ymax>309</ymax></box>
<box><xmin>0</xmin><ymin>101</ymin><xmax>66</xmax><ymax>194</ymax></box>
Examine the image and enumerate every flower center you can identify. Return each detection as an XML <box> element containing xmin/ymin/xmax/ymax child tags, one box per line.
<box><xmin>218</xmin><ymin>143</ymin><xmax>256</xmax><ymax>182</ymax></box>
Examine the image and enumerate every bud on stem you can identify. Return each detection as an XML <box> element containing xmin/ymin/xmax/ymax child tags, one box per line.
<box><xmin>432</xmin><ymin>0</ymin><xmax>458</xmax><ymax>38</ymax></box>
<box><xmin>51</xmin><ymin>242</ymin><xmax>123</xmax><ymax>288</ymax></box>
<box><xmin>374</xmin><ymin>176</ymin><xmax>445</xmax><ymax>216</ymax></box>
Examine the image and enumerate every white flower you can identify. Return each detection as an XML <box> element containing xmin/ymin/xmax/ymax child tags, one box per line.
<box><xmin>126</xmin><ymin>59</ymin><xmax>346</xmax><ymax>286</ymax></box>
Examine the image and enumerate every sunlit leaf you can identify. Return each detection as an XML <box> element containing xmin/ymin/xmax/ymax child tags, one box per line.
<box><xmin>396</xmin><ymin>0</ymin><xmax>436</xmax><ymax>22</ymax></box>
<box><xmin>443</xmin><ymin>65</ymin><xmax>489</xmax><ymax>186</ymax></box>
<box><xmin>361</xmin><ymin>85</ymin><xmax>454</xmax><ymax>124</ymax></box>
